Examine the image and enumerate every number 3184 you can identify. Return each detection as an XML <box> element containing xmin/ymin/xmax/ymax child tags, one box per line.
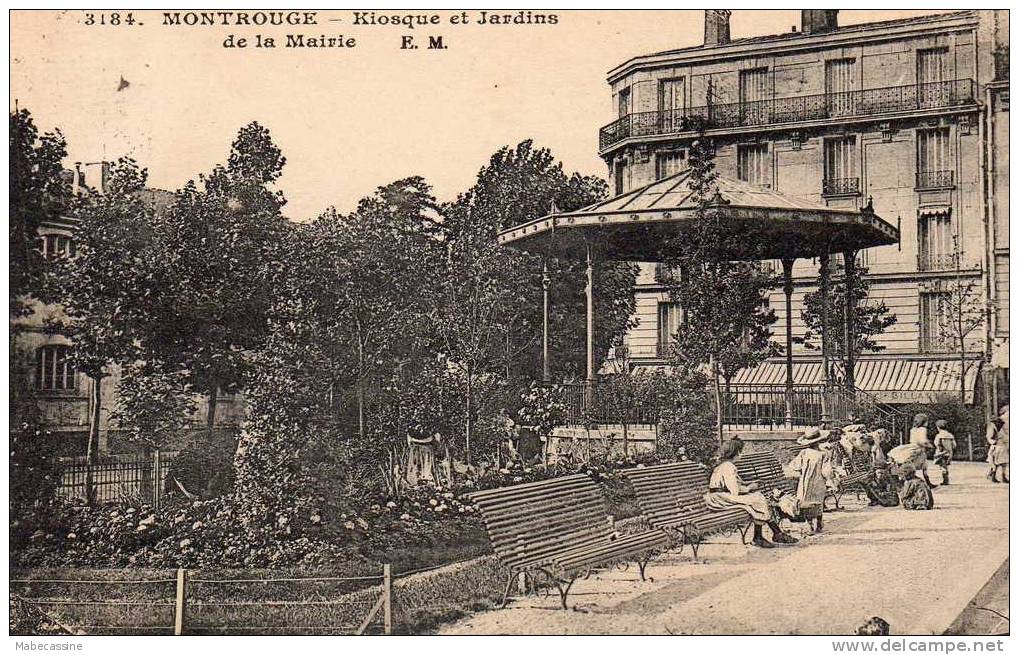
<box><xmin>83</xmin><ymin>13</ymin><xmax>139</xmax><ymax>26</ymax></box>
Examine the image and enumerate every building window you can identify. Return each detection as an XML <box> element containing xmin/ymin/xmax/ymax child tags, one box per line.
<box><xmin>614</xmin><ymin>161</ymin><xmax>626</xmax><ymax>196</ymax></box>
<box><xmin>917</xmin><ymin>48</ymin><xmax>948</xmax><ymax>107</ymax></box>
<box><xmin>919</xmin><ymin>291</ymin><xmax>952</xmax><ymax>353</ymax></box>
<box><xmin>617</xmin><ymin>86</ymin><xmax>631</xmax><ymax>119</ymax></box>
<box><xmin>823</xmin><ymin>137</ymin><xmax>859</xmax><ymax>196</ymax></box>
<box><xmin>658</xmin><ymin>78</ymin><xmax>686</xmax><ymax>131</ymax></box>
<box><xmin>36</xmin><ymin>345</ymin><xmax>76</xmax><ymax>391</ymax></box>
<box><xmin>739</xmin><ymin>68</ymin><xmax>770</xmax><ymax>125</ymax></box>
<box><xmin>655</xmin><ymin>150</ymin><xmax>687</xmax><ymax>180</ymax></box>
<box><xmin>918</xmin><ymin>211</ymin><xmax>954</xmax><ymax>271</ymax></box>
<box><xmin>39</xmin><ymin>234</ymin><xmax>75</xmax><ymax>258</ymax></box>
<box><xmin>916</xmin><ymin>128</ymin><xmax>953</xmax><ymax>189</ymax></box>
<box><xmin>657</xmin><ymin>302</ymin><xmax>683</xmax><ymax>357</ymax></box>
<box><xmin>825</xmin><ymin>58</ymin><xmax>857</xmax><ymax>116</ymax></box>
<box><xmin>737</xmin><ymin>143</ymin><xmax>769</xmax><ymax>187</ymax></box>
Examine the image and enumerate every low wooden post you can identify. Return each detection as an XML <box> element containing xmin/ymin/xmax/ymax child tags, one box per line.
<box><xmin>152</xmin><ymin>449</ymin><xmax>162</xmax><ymax>512</ymax></box>
<box><xmin>174</xmin><ymin>567</ymin><xmax>187</xmax><ymax>635</ymax></box>
<box><xmin>382</xmin><ymin>563</ymin><xmax>392</xmax><ymax>635</ymax></box>
<box><xmin>967</xmin><ymin>433</ymin><xmax>974</xmax><ymax>462</ymax></box>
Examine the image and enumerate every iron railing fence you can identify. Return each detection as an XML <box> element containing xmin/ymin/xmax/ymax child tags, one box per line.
<box><xmin>916</xmin><ymin>169</ymin><xmax>955</xmax><ymax>190</ymax></box>
<box><xmin>822</xmin><ymin>177</ymin><xmax>861</xmax><ymax>197</ymax></box>
<box><xmin>917</xmin><ymin>252</ymin><xmax>957</xmax><ymax>272</ymax></box>
<box><xmin>599</xmin><ymin>79</ymin><xmax>976</xmax><ymax>150</ymax></box>
<box><xmin>57</xmin><ymin>451</ymin><xmax>176</xmax><ymax>507</ymax></box>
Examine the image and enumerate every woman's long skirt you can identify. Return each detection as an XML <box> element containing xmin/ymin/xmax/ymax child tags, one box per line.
<box><xmin>703</xmin><ymin>491</ymin><xmax>772</xmax><ymax>522</ymax></box>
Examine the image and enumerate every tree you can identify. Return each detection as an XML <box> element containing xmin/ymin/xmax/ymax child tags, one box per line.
<box><xmin>109</xmin><ymin>362</ymin><xmax>197</xmax><ymax>452</ymax></box>
<box><xmin>659</xmin><ymin>135</ymin><xmax>779</xmax><ymax>442</ymax></box>
<box><xmin>50</xmin><ymin>158</ymin><xmax>156</xmax><ymax>476</ymax></box>
<box><xmin>934</xmin><ymin>237</ymin><xmax>987</xmax><ymax>403</ymax></box>
<box><xmin>322</xmin><ymin>177</ymin><xmax>443</xmax><ymax>439</ymax></box>
<box><xmin>142</xmin><ymin>122</ymin><xmax>290</xmax><ymax>435</ymax></box>
<box><xmin>9</xmin><ymin>108</ymin><xmax>70</xmax><ymax>324</ymax></box>
<box><xmin>798</xmin><ymin>257</ymin><xmax>897</xmax><ymax>379</ymax></box>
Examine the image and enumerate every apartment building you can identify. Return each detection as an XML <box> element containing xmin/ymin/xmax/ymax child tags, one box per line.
<box><xmin>601</xmin><ymin>9</ymin><xmax>1009</xmax><ymax>406</ymax></box>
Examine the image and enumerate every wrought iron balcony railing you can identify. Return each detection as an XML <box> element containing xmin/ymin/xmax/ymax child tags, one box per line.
<box><xmin>822</xmin><ymin>177</ymin><xmax>860</xmax><ymax>197</ymax></box>
<box><xmin>916</xmin><ymin>169</ymin><xmax>955</xmax><ymax>190</ymax></box>
<box><xmin>917</xmin><ymin>252</ymin><xmax>957</xmax><ymax>272</ymax></box>
<box><xmin>599</xmin><ymin>79</ymin><xmax>976</xmax><ymax>150</ymax></box>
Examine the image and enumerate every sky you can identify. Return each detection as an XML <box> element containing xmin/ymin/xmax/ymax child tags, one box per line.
<box><xmin>10</xmin><ymin>9</ymin><xmax>942</xmax><ymax>221</ymax></box>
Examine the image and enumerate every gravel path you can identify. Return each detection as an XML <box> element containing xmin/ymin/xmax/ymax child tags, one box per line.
<box><xmin>440</xmin><ymin>462</ymin><xmax>1008</xmax><ymax>635</ymax></box>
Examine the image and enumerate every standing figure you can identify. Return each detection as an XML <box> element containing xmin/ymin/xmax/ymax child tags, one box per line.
<box><xmin>986</xmin><ymin>405</ymin><xmax>1010</xmax><ymax>483</ymax></box>
<box><xmin>782</xmin><ymin>428</ymin><xmax>833</xmax><ymax>533</ymax></box>
<box><xmin>932</xmin><ymin>419</ymin><xmax>957</xmax><ymax>485</ymax></box>
<box><xmin>703</xmin><ymin>438</ymin><xmax>798</xmax><ymax>549</ymax></box>
<box><xmin>405</xmin><ymin>432</ymin><xmax>437</xmax><ymax>487</ymax></box>
<box><xmin>909</xmin><ymin>413</ymin><xmax>933</xmax><ymax>459</ymax></box>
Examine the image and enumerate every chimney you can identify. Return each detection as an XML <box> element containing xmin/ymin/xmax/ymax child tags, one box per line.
<box><xmin>801</xmin><ymin>10</ymin><xmax>839</xmax><ymax>35</ymax></box>
<box><xmin>79</xmin><ymin>161</ymin><xmax>111</xmax><ymax>194</ymax></box>
<box><xmin>704</xmin><ymin>10</ymin><xmax>732</xmax><ymax>47</ymax></box>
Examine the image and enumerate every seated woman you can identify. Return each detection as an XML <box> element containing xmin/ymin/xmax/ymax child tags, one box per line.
<box><xmin>703</xmin><ymin>438</ymin><xmax>798</xmax><ymax>549</ymax></box>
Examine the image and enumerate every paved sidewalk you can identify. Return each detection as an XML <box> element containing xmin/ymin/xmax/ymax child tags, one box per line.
<box><xmin>440</xmin><ymin>463</ymin><xmax>1009</xmax><ymax>635</ymax></box>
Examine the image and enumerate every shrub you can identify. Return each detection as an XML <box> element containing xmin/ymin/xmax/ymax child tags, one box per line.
<box><xmin>165</xmin><ymin>430</ymin><xmax>240</xmax><ymax>500</ymax></box>
<box><xmin>10</xmin><ymin>398</ymin><xmax>64</xmax><ymax>518</ymax></box>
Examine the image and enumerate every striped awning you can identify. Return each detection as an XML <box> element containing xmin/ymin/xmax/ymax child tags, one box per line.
<box><xmin>731</xmin><ymin>358</ymin><xmax>982</xmax><ymax>404</ymax></box>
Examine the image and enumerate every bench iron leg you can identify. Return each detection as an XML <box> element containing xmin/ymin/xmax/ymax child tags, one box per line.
<box><xmin>683</xmin><ymin>526</ymin><xmax>702</xmax><ymax>560</ymax></box>
<box><xmin>556</xmin><ymin>575</ymin><xmax>578</xmax><ymax>610</ymax></box>
<box><xmin>636</xmin><ymin>552</ymin><xmax>656</xmax><ymax>581</ymax></box>
<box><xmin>738</xmin><ymin>523</ymin><xmax>751</xmax><ymax>545</ymax></box>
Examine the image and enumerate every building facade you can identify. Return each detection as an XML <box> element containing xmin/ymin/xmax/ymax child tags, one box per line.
<box><xmin>601</xmin><ymin>9</ymin><xmax>1009</xmax><ymax>407</ymax></box>
<box><xmin>11</xmin><ymin>163</ymin><xmax>246</xmax><ymax>456</ymax></box>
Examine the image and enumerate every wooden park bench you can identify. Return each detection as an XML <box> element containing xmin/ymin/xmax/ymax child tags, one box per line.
<box><xmin>621</xmin><ymin>462</ymin><xmax>753</xmax><ymax>559</ymax></box>
<box><xmin>735</xmin><ymin>449</ymin><xmax>798</xmax><ymax>496</ymax></box>
<box><xmin>468</xmin><ymin>474</ymin><xmax>669</xmax><ymax>609</ymax></box>
<box><xmin>826</xmin><ymin>447</ymin><xmax>876</xmax><ymax>510</ymax></box>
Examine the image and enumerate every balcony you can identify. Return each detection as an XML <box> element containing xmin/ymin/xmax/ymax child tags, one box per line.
<box><xmin>916</xmin><ymin>170</ymin><xmax>955</xmax><ymax>190</ymax></box>
<box><xmin>917</xmin><ymin>252</ymin><xmax>957</xmax><ymax>273</ymax></box>
<box><xmin>822</xmin><ymin>177</ymin><xmax>861</xmax><ymax>197</ymax></box>
<box><xmin>599</xmin><ymin>79</ymin><xmax>976</xmax><ymax>151</ymax></box>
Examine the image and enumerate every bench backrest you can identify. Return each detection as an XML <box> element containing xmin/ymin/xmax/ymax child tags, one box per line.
<box><xmin>735</xmin><ymin>450</ymin><xmax>786</xmax><ymax>483</ymax></box>
<box><xmin>848</xmin><ymin>448</ymin><xmax>874</xmax><ymax>473</ymax></box>
<box><xmin>467</xmin><ymin>474</ymin><xmax>610</xmax><ymax>565</ymax></box>
<box><xmin>621</xmin><ymin>461</ymin><xmax>713</xmax><ymax>527</ymax></box>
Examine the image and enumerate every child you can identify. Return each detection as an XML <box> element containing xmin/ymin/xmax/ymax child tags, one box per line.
<box><xmin>778</xmin><ymin>428</ymin><xmax>831</xmax><ymax>533</ymax></box>
<box><xmin>932</xmin><ymin>419</ymin><xmax>957</xmax><ymax>485</ymax></box>
<box><xmin>898</xmin><ymin>464</ymin><xmax>934</xmax><ymax>510</ymax></box>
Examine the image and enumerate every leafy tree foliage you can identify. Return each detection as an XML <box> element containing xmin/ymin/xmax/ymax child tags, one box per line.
<box><xmin>109</xmin><ymin>362</ymin><xmax>197</xmax><ymax>451</ymax></box>
<box><xmin>9</xmin><ymin>108</ymin><xmax>71</xmax><ymax>322</ymax></box>
<box><xmin>141</xmin><ymin>122</ymin><xmax>291</xmax><ymax>432</ymax></box>
<box><xmin>445</xmin><ymin>140</ymin><xmax>637</xmax><ymax>382</ymax></box>
<box><xmin>798</xmin><ymin>257</ymin><xmax>898</xmax><ymax>376</ymax></box>
<box><xmin>49</xmin><ymin>158</ymin><xmax>156</xmax><ymax>467</ymax></box>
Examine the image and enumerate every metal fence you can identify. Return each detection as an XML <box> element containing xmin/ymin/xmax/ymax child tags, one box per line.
<box><xmin>57</xmin><ymin>451</ymin><xmax>176</xmax><ymax>507</ymax></box>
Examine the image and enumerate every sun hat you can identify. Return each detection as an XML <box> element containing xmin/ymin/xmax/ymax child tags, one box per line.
<box><xmin>796</xmin><ymin>427</ymin><xmax>828</xmax><ymax>447</ymax></box>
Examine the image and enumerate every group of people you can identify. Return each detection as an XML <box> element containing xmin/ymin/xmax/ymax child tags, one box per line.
<box><xmin>703</xmin><ymin>404</ymin><xmax>1010</xmax><ymax>549</ymax></box>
